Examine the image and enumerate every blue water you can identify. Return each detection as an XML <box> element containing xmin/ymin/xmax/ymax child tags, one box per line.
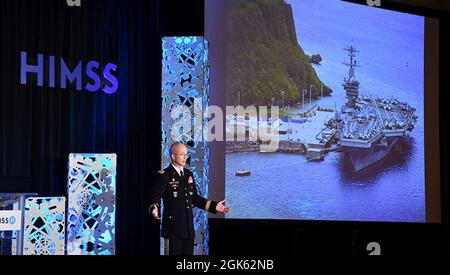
<box><xmin>226</xmin><ymin>0</ymin><xmax>425</xmax><ymax>222</ymax></box>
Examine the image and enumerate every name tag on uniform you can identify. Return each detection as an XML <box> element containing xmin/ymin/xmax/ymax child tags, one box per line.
<box><xmin>188</xmin><ymin>176</ymin><xmax>193</xmax><ymax>184</ymax></box>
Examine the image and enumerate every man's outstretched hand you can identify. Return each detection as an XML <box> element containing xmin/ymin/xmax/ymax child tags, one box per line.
<box><xmin>151</xmin><ymin>206</ymin><xmax>160</xmax><ymax>220</ymax></box>
<box><xmin>216</xmin><ymin>200</ymin><xmax>230</xmax><ymax>214</ymax></box>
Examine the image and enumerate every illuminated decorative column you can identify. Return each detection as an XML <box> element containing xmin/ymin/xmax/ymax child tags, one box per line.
<box><xmin>23</xmin><ymin>197</ymin><xmax>66</xmax><ymax>255</ymax></box>
<box><xmin>67</xmin><ymin>153</ymin><xmax>116</xmax><ymax>255</ymax></box>
<box><xmin>161</xmin><ymin>36</ymin><xmax>210</xmax><ymax>255</ymax></box>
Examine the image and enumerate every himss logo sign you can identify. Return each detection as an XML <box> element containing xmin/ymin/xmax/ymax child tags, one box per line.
<box><xmin>67</xmin><ymin>0</ymin><xmax>81</xmax><ymax>7</ymax></box>
<box><xmin>0</xmin><ymin>216</ymin><xmax>16</xmax><ymax>225</ymax></box>
<box><xmin>0</xmin><ymin>211</ymin><xmax>22</xmax><ymax>231</ymax></box>
<box><xmin>20</xmin><ymin>51</ymin><xmax>119</xmax><ymax>94</ymax></box>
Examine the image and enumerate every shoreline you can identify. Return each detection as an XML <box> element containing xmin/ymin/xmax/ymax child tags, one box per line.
<box><xmin>226</xmin><ymin>141</ymin><xmax>306</xmax><ymax>154</ymax></box>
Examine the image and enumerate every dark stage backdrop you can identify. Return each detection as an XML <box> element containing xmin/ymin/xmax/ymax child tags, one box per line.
<box><xmin>0</xmin><ymin>0</ymin><xmax>204</xmax><ymax>255</ymax></box>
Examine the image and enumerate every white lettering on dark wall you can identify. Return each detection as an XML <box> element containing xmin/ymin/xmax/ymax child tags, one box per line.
<box><xmin>20</xmin><ymin>51</ymin><xmax>119</xmax><ymax>94</ymax></box>
<box><xmin>67</xmin><ymin>0</ymin><xmax>81</xmax><ymax>7</ymax></box>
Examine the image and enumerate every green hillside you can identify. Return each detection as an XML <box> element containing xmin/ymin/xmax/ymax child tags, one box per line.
<box><xmin>226</xmin><ymin>0</ymin><xmax>332</xmax><ymax>106</ymax></box>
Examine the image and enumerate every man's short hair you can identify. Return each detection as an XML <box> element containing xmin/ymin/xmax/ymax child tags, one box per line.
<box><xmin>169</xmin><ymin>142</ymin><xmax>184</xmax><ymax>155</ymax></box>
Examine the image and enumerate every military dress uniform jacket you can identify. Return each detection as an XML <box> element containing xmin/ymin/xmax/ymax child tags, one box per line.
<box><xmin>149</xmin><ymin>164</ymin><xmax>218</xmax><ymax>239</ymax></box>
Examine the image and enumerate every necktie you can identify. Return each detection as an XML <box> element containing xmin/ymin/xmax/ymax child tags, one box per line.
<box><xmin>180</xmin><ymin>170</ymin><xmax>184</xmax><ymax>177</ymax></box>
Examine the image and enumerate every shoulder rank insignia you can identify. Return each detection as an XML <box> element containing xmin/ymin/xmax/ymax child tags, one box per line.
<box><xmin>157</xmin><ymin>169</ymin><xmax>165</xmax><ymax>174</ymax></box>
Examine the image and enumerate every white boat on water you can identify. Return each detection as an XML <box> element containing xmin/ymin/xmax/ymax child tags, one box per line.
<box><xmin>235</xmin><ymin>170</ymin><xmax>251</xmax><ymax>177</ymax></box>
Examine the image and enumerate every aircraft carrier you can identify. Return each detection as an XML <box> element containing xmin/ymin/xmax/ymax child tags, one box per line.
<box><xmin>327</xmin><ymin>46</ymin><xmax>418</xmax><ymax>171</ymax></box>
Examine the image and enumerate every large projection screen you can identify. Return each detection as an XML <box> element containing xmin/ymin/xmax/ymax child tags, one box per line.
<box><xmin>206</xmin><ymin>0</ymin><xmax>440</xmax><ymax>223</ymax></box>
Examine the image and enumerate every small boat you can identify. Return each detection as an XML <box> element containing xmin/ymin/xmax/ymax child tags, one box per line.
<box><xmin>235</xmin><ymin>170</ymin><xmax>251</xmax><ymax>177</ymax></box>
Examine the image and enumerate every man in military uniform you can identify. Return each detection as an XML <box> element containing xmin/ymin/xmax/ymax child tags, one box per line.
<box><xmin>149</xmin><ymin>142</ymin><xmax>230</xmax><ymax>255</ymax></box>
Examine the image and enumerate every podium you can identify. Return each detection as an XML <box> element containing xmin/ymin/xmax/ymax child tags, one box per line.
<box><xmin>0</xmin><ymin>154</ymin><xmax>115</xmax><ymax>255</ymax></box>
<box><xmin>0</xmin><ymin>193</ymin><xmax>37</xmax><ymax>255</ymax></box>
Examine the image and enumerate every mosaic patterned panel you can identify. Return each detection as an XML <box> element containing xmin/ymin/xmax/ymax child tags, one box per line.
<box><xmin>23</xmin><ymin>197</ymin><xmax>66</xmax><ymax>255</ymax></box>
<box><xmin>161</xmin><ymin>36</ymin><xmax>210</xmax><ymax>255</ymax></box>
<box><xmin>67</xmin><ymin>154</ymin><xmax>116</xmax><ymax>255</ymax></box>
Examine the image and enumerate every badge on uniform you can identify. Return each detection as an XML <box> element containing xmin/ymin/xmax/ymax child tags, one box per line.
<box><xmin>188</xmin><ymin>176</ymin><xmax>193</xmax><ymax>184</ymax></box>
<box><xmin>169</xmin><ymin>179</ymin><xmax>179</xmax><ymax>198</ymax></box>
<box><xmin>169</xmin><ymin>179</ymin><xmax>179</xmax><ymax>187</ymax></box>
